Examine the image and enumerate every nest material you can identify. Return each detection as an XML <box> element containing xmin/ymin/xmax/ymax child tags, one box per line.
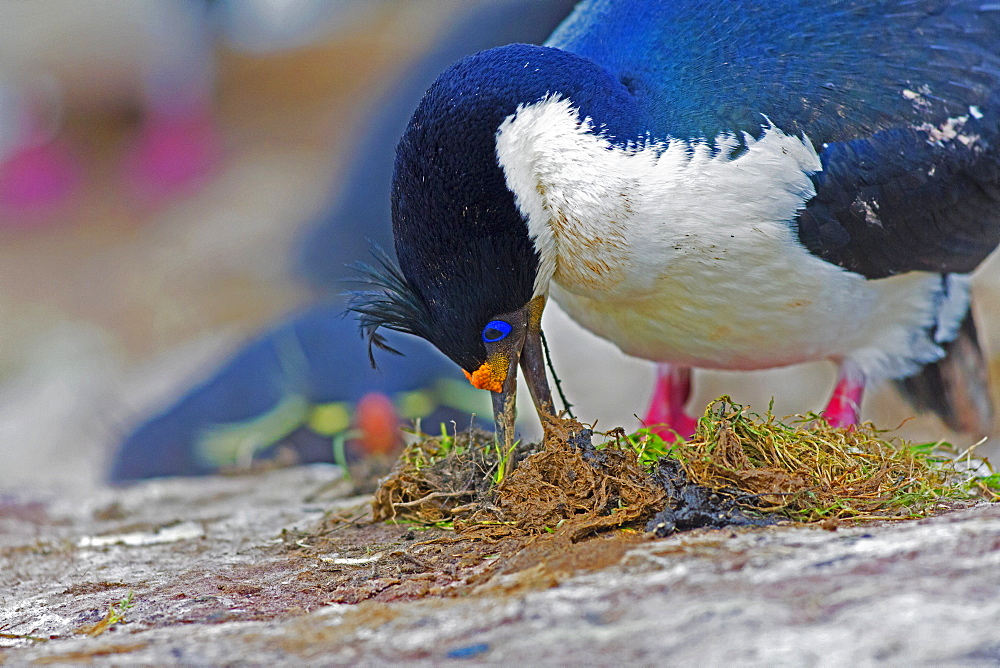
<box><xmin>668</xmin><ymin>397</ymin><xmax>975</xmax><ymax>522</ymax></box>
<box><xmin>462</xmin><ymin>418</ymin><xmax>665</xmax><ymax>541</ymax></box>
<box><xmin>371</xmin><ymin>428</ymin><xmax>509</xmax><ymax>524</ymax></box>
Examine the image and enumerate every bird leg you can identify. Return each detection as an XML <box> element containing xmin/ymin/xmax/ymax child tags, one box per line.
<box><xmin>643</xmin><ymin>363</ymin><xmax>697</xmax><ymax>440</ymax></box>
<box><xmin>822</xmin><ymin>365</ymin><xmax>865</xmax><ymax>428</ymax></box>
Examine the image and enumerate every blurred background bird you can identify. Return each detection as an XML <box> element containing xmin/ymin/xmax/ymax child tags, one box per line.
<box><xmin>350</xmin><ymin>0</ymin><xmax>1000</xmax><ymax>450</ymax></box>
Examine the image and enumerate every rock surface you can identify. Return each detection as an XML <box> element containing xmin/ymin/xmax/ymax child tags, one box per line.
<box><xmin>2</xmin><ymin>464</ymin><xmax>999</xmax><ymax>665</ymax></box>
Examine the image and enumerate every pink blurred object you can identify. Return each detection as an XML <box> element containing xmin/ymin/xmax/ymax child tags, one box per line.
<box><xmin>0</xmin><ymin>136</ymin><xmax>80</xmax><ymax>228</ymax></box>
<box><xmin>121</xmin><ymin>107</ymin><xmax>223</xmax><ymax>206</ymax></box>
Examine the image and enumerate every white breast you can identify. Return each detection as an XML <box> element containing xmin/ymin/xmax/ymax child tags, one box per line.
<box><xmin>495</xmin><ymin>96</ymin><xmax>968</xmax><ymax>381</ymax></box>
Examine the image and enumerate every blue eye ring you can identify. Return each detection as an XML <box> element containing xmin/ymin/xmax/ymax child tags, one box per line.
<box><xmin>481</xmin><ymin>320</ymin><xmax>512</xmax><ymax>343</ymax></box>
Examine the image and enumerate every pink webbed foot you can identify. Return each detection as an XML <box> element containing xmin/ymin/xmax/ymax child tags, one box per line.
<box><xmin>121</xmin><ymin>107</ymin><xmax>222</xmax><ymax>206</ymax></box>
<box><xmin>821</xmin><ymin>367</ymin><xmax>865</xmax><ymax>428</ymax></box>
<box><xmin>642</xmin><ymin>363</ymin><xmax>698</xmax><ymax>440</ymax></box>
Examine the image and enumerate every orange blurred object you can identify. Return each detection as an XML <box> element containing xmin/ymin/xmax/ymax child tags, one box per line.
<box><xmin>354</xmin><ymin>392</ymin><xmax>402</xmax><ymax>457</ymax></box>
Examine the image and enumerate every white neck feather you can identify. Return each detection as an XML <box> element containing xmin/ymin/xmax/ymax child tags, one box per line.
<box><xmin>494</xmin><ymin>96</ymin><xmax>822</xmax><ymax>300</ymax></box>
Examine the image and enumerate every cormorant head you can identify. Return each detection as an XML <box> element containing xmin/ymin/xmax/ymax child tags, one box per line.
<box><xmin>348</xmin><ymin>43</ymin><xmax>639</xmax><ymax>447</ymax></box>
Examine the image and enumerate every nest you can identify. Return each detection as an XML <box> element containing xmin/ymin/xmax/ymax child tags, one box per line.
<box><xmin>371</xmin><ymin>397</ymin><xmax>993</xmax><ymax>541</ymax></box>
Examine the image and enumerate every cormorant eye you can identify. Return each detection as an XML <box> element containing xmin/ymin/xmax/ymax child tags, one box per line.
<box><xmin>481</xmin><ymin>320</ymin><xmax>512</xmax><ymax>343</ymax></box>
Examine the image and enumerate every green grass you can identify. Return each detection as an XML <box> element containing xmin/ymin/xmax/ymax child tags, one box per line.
<box><xmin>490</xmin><ymin>437</ymin><xmax>520</xmax><ymax>486</ymax></box>
<box><xmin>399</xmin><ymin>423</ymin><xmax>468</xmax><ymax>471</ymax></box>
<box><xmin>76</xmin><ymin>590</ymin><xmax>136</xmax><ymax>637</ymax></box>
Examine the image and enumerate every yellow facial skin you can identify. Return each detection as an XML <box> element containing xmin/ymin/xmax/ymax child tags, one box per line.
<box><xmin>527</xmin><ymin>295</ymin><xmax>545</xmax><ymax>330</ymax></box>
<box><xmin>463</xmin><ymin>353</ymin><xmax>510</xmax><ymax>393</ymax></box>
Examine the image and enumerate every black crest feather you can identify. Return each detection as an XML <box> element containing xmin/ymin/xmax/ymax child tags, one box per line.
<box><xmin>345</xmin><ymin>246</ymin><xmax>433</xmax><ymax>368</ymax></box>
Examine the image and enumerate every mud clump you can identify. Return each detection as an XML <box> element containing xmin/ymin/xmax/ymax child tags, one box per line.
<box><xmin>644</xmin><ymin>458</ymin><xmax>778</xmax><ymax>537</ymax></box>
